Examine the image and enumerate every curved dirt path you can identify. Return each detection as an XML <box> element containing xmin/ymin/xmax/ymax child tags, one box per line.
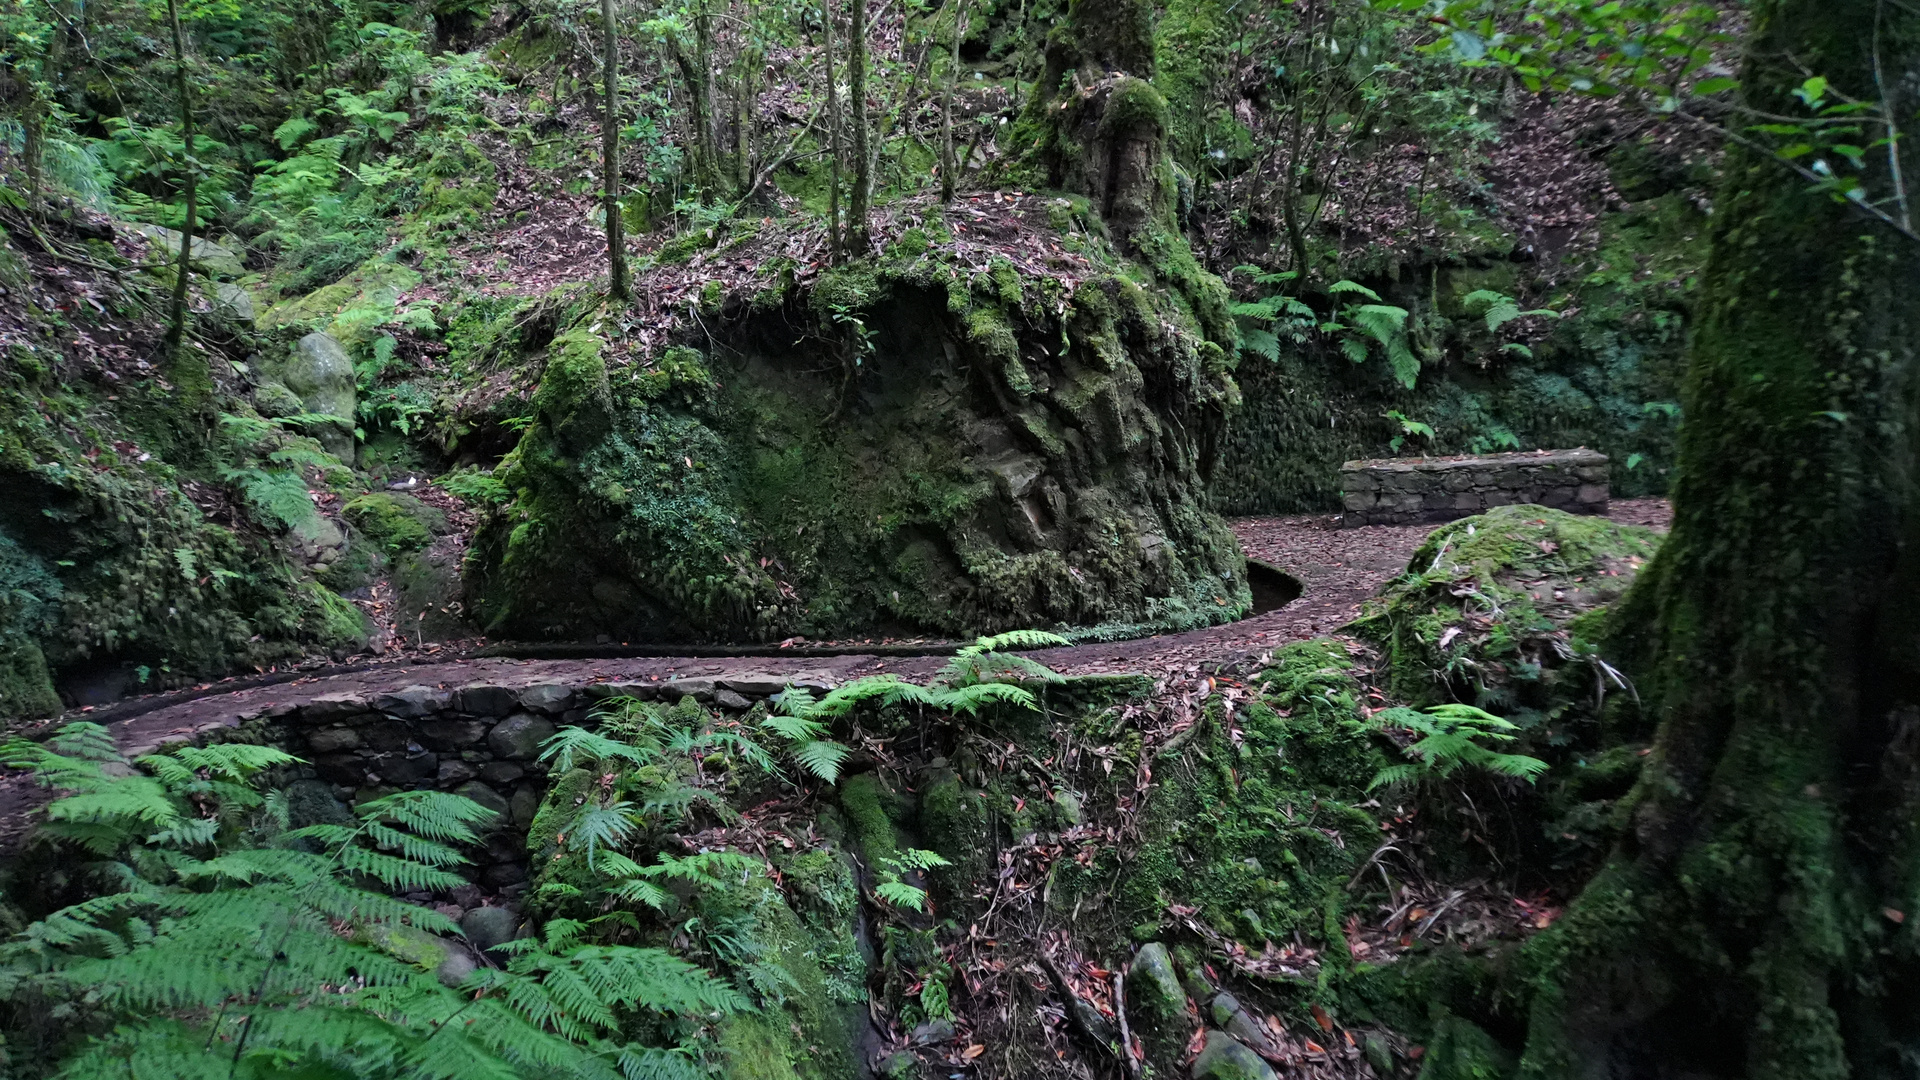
<box><xmin>0</xmin><ymin>502</ymin><xmax>1670</xmax><ymax>845</ymax></box>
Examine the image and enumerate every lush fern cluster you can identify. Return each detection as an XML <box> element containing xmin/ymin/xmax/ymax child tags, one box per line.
<box><xmin>0</xmin><ymin>724</ymin><xmax>744</xmax><ymax>1080</ymax></box>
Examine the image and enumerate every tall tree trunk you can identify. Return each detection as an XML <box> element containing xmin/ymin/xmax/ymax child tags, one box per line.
<box><xmin>846</xmin><ymin>0</ymin><xmax>871</xmax><ymax>248</ymax></box>
<box><xmin>696</xmin><ymin>3</ymin><xmax>718</xmax><ymax>192</ymax></box>
<box><xmin>820</xmin><ymin>0</ymin><xmax>844</xmax><ymax>256</ymax></box>
<box><xmin>162</xmin><ymin>0</ymin><xmax>198</xmax><ymax>361</ymax></box>
<box><xmin>600</xmin><ymin>0</ymin><xmax>628</xmax><ymax>301</ymax></box>
<box><xmin>1517</xmin><ymin>0</ymin><xmax>1920</xmax><ymax>1074</ymax></box>
<box><xmin>939</xmin><ymin>0</ymin><xmax>965</xmax><ymax>203</ymax></box>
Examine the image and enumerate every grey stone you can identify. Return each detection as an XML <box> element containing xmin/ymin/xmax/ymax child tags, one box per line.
<box><xmin>1191</xmin><ymin>1031</ymin><xmax>1277</xmax><ymax>1080</ymax></box>
<box><xmin>460</xmin><ymin>906</ymin><xmax>520</xmax><ymax>954</ymax></box>
<box><xmin>307</xmin><ymin>726</ymin><xmax>360</xmax><ymax>753</ymax></box>
<box><xmin>360</xmin><ymin>724</ymin><xmax>415</xmax><ymax>753</ymax></box>
<box><xmin>480</xmin><ymin>761</ymin><xmax>525</xmax><ymax>785</ymax></box>
<box><xmin>265</xmin><ymin>333</ymin><xmax>355</xmax><ymax>457</ymax></box>
<box><xmin>910</xmin><ymin>1018</ymin><xmax>956</xmax><ymax>1046</ymax></box>
<box><xmin>436</xmin><ymin>947</ymin><xmax>478</xmax><ymax>988</ymax></box>
<box><xmin>1363</xmin><ymin>1032</ymin><xmax>1394</xmax><ymax>1075</ymax></box>
<box><xmin>1053</xmin><ymin>790</ymin><xmax>1083</xmax><ymax>827</ymax></box>
<box><xmin>509</xmin><ymin>785</ymin><xmax>541</xmax><ymax>827</ymax></box>
<box><xmin>719</xmin><ymin>671</ymin><xmax>839</xmax><ymax>696</ymax></box>
<box><xmin>587</xmin><ymin>681</ymin><xmax>657</xmax><ymax>701</ymax></box>
<box><xmin>252</xmin><ymin>380</ymin><xmax>304</xmax><ymax>418</ymax></box>
<box><xmin>714</xmin><ymin>688</ymin><xmax>752</xmax><ymax>711</ymax></box>
<box><xmin>314</xmin><ymin>752</ymin><xmax>374</xmax><ymax>786</ymax></box>
<box><xmin>452</xmin><ymin>684</ymin><xmax>518</xmax><ymax>715</ymax></box>
<box><xmin>214</xmin><ymin>281</ymin><xmax>255</xmax><ymax>322</ymax></box>
<box><xmin>453</xmin><ymin>781</ymin><xmax>510</xmax><ymax>820</ymax></box>
<box><xmin>372</xmin><ymin>750</ymin><xmax>437</xmax><ymax>785</ymax></box>
<box><xmin>376</xmin><ymin>685</ymin><xmax>451</xmax><ymax>718</ymax></box>
<box><xmin>418</xmin><ymin>718</ymin><xmax>491</xmax><ymax>751</ymax></box>
<box><xmin>1129</xmin><ymin>943</ymin><xmax>1191</xmax><ymax>1074</ymax></box>
<box><xmin>487</xmin><ymin>713</ymin><xmax>555</xmax><ymax>760</ymax></box>
<box><xmin>659</xmin><ymin>676</ymin><xmax>715</xmax><ymax>700</ymax></box>
<box><xmin>516</xmin><ymin>683</ymin><xmax>575</xmax><ymax>714</ymax></box>
<box><xmin>127</xmin><ymin>222</ymin><xmax>245</xmax><ymax>276</ymax></box>
<box><xmin>437</xmin><ymin>759</ymin><xmax>479</xmax><ymax>785</ymax></box>
<box><xmin>303</xmin><ymin>693</ymin><xmax>368</xmax><ymax>722</ymax></box>
<box><xmin>1210</xmin><ymin>993</ymin><xmax>1280</xmax><ymax>1058</ymax></box>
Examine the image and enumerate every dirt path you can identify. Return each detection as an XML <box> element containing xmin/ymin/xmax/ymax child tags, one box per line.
<box><xmin>0</xmin><ymin>502</ymin><xmax>1670</xmax><ymax>843</ymax></box>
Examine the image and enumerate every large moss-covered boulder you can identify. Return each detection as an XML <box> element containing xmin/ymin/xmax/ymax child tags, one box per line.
<box><xmin>263</xmin><ymin>333</ymin><xmax>357</xmax><ymax>458</ymax></box>
<box><xmin>1352</xmin><ymin>505</ymin><xmax>1661</xmax><ymax>706</ymax></box>
<box><xmin>467</xmin><ymin>241</ymin><xmax>1247</xmax><ymax>643</ymax></box>
<box><xmin>1128</xmin><ymin>942</ymin><xmax>1192</xmax><ymax>1074</ymax></box>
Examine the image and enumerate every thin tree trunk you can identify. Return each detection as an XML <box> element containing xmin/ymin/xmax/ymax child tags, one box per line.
<box><xmin>162</xmin><ymin>0</ymin><xmax>198</xmax><ymax>361</ymax></box>
<box><xmin>696</xmin><ymin>3</ymin><xmax>718</xmax><ymax>190</ymax></box>
<box><xmin>846</xmin><ymin>0</ymin><xmax>871</xmax><ymax>248</ymax></box>
<box><xmin>600</xmin><ymin>0</ymin><xmax>628</xmax><ymax>301</ymax></box>
<box><xmin>821</xmin><ymin>0</ymin><xmax>844</xmax><ymax>256</ymax></box>
<box><xmin>939</xmin><ymin>0</ymin><xmax>965</xmax><ymax>203</ymax></box>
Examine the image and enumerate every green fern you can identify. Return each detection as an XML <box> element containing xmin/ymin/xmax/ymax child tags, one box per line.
<box><xmin>1364</xmin><ymin>703</ymin><xmax>1550</xmax><ymax>790</ymax></box>
<box><xmin>1</xmin><ymin>723</ymin><xmax>749</xmax><ymax>1079</ymax></box>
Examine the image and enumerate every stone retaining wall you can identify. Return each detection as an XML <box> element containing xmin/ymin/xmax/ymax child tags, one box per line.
<box><xmin>1339</xmin><ymin>449</ymin><xmax>1609</xmax><ymax>527</ymax></box>
<box><xmin>231</xmin><ymin>671</ymin><xmax>831</xmax><ymax>898</ymax></box>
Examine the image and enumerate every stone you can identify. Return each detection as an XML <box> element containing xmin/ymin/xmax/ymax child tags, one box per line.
<box><xmin>452</xmin><ymin>684</ymin><xmax>518</xmax><ymax>715</ymax></box>
<box><xmin>910</xmin><ymin>1018</ymin><xmax>956</xmax><ymax>1046</ymax></box>
<box><xmin>252</xmin><ymin>380</ymin><xmax>305</xmax><ymax>418</ymax></box>
<box><xmin>306</xmin><ymin>726</ymin><xmax>361</xmax><ymax>753</ymax></box>
<box><xmin>265</xmin><ymin>332</ymin><xmax>356</xmax><ymax>457</ymax></box>
<box><xmin>461</xmin><ymin>905</ymin><xmax>520</xmax><ymax>954</ymax></box>
<box><xmin>509</xmin><ymin>785</ymin><xmax>541</xmax><ymax>827</ymax></box>
<box><xmin>1210</xmin><ymin>993</ymin><xmax>1280</xmax><ymax>1058</ymax></box>
<box><xmin>586</xmin><ymin>681</ymin><xmax>657</xmax><ymax>701</ymax></box>
<box><xmin>375</xmin><ymin>684</ymin><xmax>451</xmax><ymax>718</ymax></box>
<box><xmin>127</xmin><ymin>222</ymin><xmax>246</xmax><ymax>276</ymax></box>
<box><xmin>436</xmin><ymin>947</ymin><xmax>478</xmax><ymax>988</ymax></box>
<box><xmin>487</xmin><ymin>713</ymin><xmax>555</xmax><ymax>759</ymax></box>
<box><xmin>714</xmin><ymin>688</ymin><xmax>752</xmax><ymax>711</ymax></box>
<box><xmin>453</xmin><ymin>781</ymin><xmax>511</xmax><ymax>820</ymax></box>
<box><xmin>1363</xmin><ymin>1032</ymin><xmax>1394</xmax><ymax>1075</ymax></box>
<box><xmin>483</xmin><ymin>861</ymin><xmax>528</xmax><ymax>886</ymax></box>
<box><xmin>516</xmin><ymin>683</ymin><xmax>576</xmax><ymax>714</ymax></box>
<box><xmin>480</xmin><ymin>761</ymin><xmax>525</xmax><ymax>786</ymax></box>
<box><xmin>1128</xmin><ymin>943</ymin><xmax>1191</xmax><ymax>1075</ymax></box>
<box><xmin>1190</xmin><ymin>1031</ymin><xmax>1277</xmax><ymax>1080</ymax></box>
<box><xmin>315</xmin><ymin>752</ymin><xmax>374</xmax><ymax>786</ymax></box>
<box><xmin>659</xmin><ymin>676</ymin><xmax>715</xmax><ymax>699</ymax></box>
<box><xmin>418</xmin><ymin>718</ymin><xmax>491</xmax><ymax>751</ymax></box>
<box><xmin>371</xmin><ymin>750</ymin><xmax>438</xmax><ymax>785</ymax></box>
<box><xmin>214</xmin><ymin>281</ymin><xmax>255</xmax><ymax>322</ymax></box>
<box><xmin>303</xmin><ymin>692</ymin><xmax>369</xmax><ymax>722</ymax></box>
<box><xmin>719</xmin><ymin>671</ymin><xmax>838</xmax><ymax>695</ymax></box>
<box><xmin>285</xmin><ymin>779</ymin><xmax>354</xmax><ymax>828</ymax></box>
<box><xmin>437</xmin><ymin>759</ymin><xmax>479</xmax><ymax>785</ymax></box>
<box><xmin>448</xmin><ymin>883</ymin><xmax>483</xmax><ymax>909</ymax></box>
<box><xmin>1053</xmin><ymin>790</ymin><xmax>1084</xmax><ymax>827</ymax></box>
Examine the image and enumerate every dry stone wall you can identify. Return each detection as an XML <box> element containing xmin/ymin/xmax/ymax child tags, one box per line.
<box><xmin>231</xmin><ymin>671</ymin><xmax>829</xmax><ymax>899</ymax></box>
<box><xmin>1339</xmin><ymin>449</ymin><xmax>1609</xmax><ymax>527</ymax></box>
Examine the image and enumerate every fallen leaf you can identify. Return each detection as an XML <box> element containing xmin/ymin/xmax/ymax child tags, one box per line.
<box><xmin>1311</xmin><ymin>1003</ymin><xmax>1333</xmax><ymax>1032</ymax></box>
<box><xmin>1887</xmin><ymin>908</ymin><xmax>1907</xmax><ymax>924</ymax></box>
<box><xmin>962</xmin><ymin>1044</ymin><xmax>985</xmax><ymax>1061</ymax></box>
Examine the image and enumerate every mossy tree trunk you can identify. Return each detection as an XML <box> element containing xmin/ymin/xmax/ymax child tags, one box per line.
<box><xmin>1518</xmin><ymin>0</ymin><xmax>1920</xmax><ymax>1074</ymax></box>
<box><xmin>1028</xmin><ymin>0</ymin><xmax>1171</xmax><ymax>248</ymax></box>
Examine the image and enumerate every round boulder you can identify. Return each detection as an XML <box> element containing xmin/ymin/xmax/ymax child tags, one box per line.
<box><xmin>487</xmin><ymin>712</ymin><xmax>556</xmax><ymax>760</ymax></box>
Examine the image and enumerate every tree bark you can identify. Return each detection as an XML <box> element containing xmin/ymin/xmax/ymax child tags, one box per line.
<box><xmin>820</xmin><ymin>0</ymin><xmax>843</xmax><ymax>256</ymax></box>
<box><xmin>1518</xmin><ymin>0</ymin><xmax>1920</xmax><ymax>1074</ymax></box>
<box><xmin>600</xmin><ymin>0</ymin><xmax>629</xmax><ymax>301</ymax></box>
<box><xmin>940</xmin><ymin>0</ymin><xmax>965</xmax><ymax>203</ymax></box>
<box><xmin>162</xmin><ymin>0</ymin><xmax>198</xmax><ymax>361</ymax></box>
<box><xmin>846</xmin><ymin>0</ymin><xmax>871</xmax><ymax>249</ymax></box>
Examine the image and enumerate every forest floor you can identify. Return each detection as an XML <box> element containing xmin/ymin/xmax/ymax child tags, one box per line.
<box><xmin>0</xmin><ymin>499</ymin><xmax>1670</xmax><ymax>852</ymax></box>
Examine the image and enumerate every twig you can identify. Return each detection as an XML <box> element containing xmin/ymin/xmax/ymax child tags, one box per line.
<box><xmin>1113</xmin><ymin>969</ymin><xmax>1142</xmax><ymax>1079</ymax></box>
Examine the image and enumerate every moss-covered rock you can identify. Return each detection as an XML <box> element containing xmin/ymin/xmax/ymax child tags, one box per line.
<box><xmin>1127</xmin><ymin>942</ymin><xmax>1192</xmax><ymax>1074</ymax></box>
<box><xmin>342</xmin><ymin>492</ymin><xmax>446</xmax><ymax>555</ymax></box>
<box><xmin>1351</xmin><ymin>505</ymin><xmax>1661</xmax><ymax>709</ymax></box>
<box><xmin>466</xmin><ymin>242</ymin><xmax>1247</xmax><ymax>643</ymax></box>
<box><xmin>0</xmin><ymin>637</ymin><xmax>61</xmax><ymax>720</ymax></box>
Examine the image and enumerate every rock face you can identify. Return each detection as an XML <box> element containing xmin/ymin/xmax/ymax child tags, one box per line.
<box><xmin>467</xmin><ymin>261</ymin><xmax>1248</xmax><ymax>643</ymax></box>
<box><xmin>265</xmin><ymin>333</ymin><xmax>357</xmax><ymax>458</ymax></box>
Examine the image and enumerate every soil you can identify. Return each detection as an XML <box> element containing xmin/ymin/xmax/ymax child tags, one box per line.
<box><xmin>0</xmin><ymin>500</ymin><xmax>1670</xmax><ymax>852</ymax></box>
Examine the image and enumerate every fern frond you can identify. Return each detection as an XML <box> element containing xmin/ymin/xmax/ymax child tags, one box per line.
<box><xmin>790</xmin><ymin>738</ymin><xmax>851</xmax><ymax>783</ymax></box>
<box><xmin>874</xmin><ymin>881</ymin><xmax>930</xmax><ymax>911</ymax></box>
<box><xmin>961</xmin><ymin>629</ymin><xmax>1071</xmax><ymax>655</ymax></box>
<box><xmin>539</xmin><ymin>726</ymin><xmax>662</xmax><ymax>772</ymax></box>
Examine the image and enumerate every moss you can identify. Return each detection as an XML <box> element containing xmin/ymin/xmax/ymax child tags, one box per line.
<box><xmin>1351</xmin><ymin>505</ymin><xmax>1661</xmax><ymax>709</ymax></box>
<box><xmin>341</xmin><ymin>492</ymin><xmax>444</xmax><ymax>555</ymax></box>
<box><xmin>0</xmin><ymin>637</ymin><xmax>61</xmax><ymax>720</ymax></box>
<box><xmin>839</xmin><ymin>773</ymin><xmax>898</xmax><ymax>867</ymax></box>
